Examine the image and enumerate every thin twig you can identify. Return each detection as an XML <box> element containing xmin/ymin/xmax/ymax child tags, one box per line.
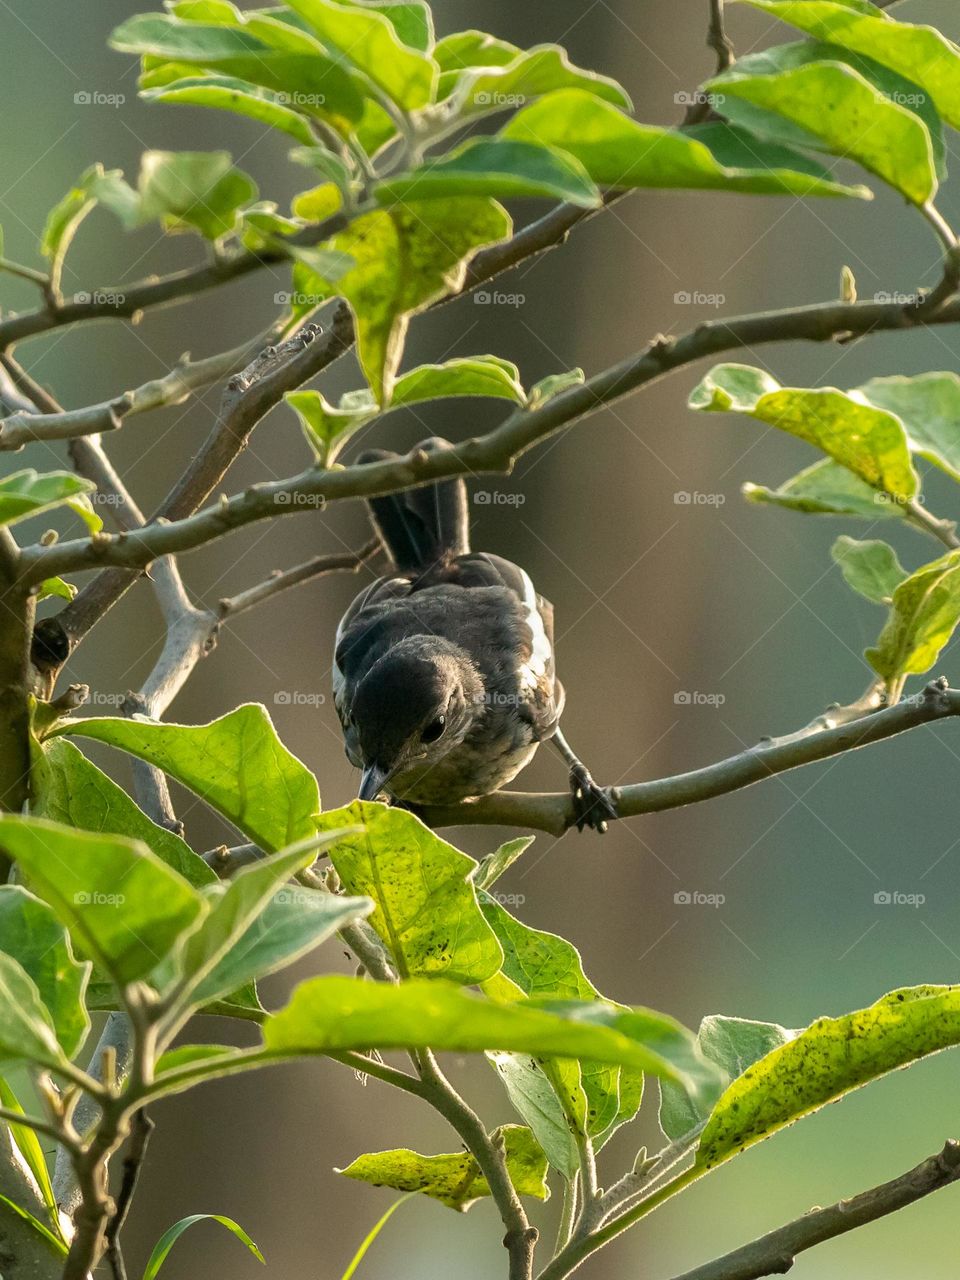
<box><xmin>707</xmin><ymin>0</ymin><xmax>735</xmax><ymax>73</ymax></box>
<box><xmin>103</xmin><ymin>1109</ymin><xmax>154</xmax><ymax>1280</ymax></box>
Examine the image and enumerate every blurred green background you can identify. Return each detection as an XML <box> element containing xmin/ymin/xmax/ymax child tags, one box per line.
<box><xmin>3</xmin><ymin>0</ymin><xmax>960</xmax><ymax>1276</ymax></box>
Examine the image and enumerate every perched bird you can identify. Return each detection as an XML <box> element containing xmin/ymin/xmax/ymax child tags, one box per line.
<box><xmin>332</xmin><ymin>438</ymin><xmax>617</xmax><ymax>832</ymax></box>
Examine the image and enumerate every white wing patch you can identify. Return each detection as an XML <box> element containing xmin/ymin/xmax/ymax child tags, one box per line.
<box><xmin>517</xmin><ymin>566</ymin><xmax>551</xmax><ymax>692</ymax></box>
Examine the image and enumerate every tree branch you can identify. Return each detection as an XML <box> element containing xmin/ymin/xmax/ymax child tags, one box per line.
<box><xmin>18</xmin><ymin>290</ymin><xmax>960</xmax><ymax>590</ymax></box>
<box><xmin>0</xmin><ymin>329</ymin><xmax>278</xmax><ymax>451</ymax></box>
<box><xmin>418</xmin><ymin>1050</ymin><xmax>538</xmax><ymax>1280</ymax></box>
<box><xmin>663</xmin><ymin>1139</ymin><xmax>960</xmax><ymax>1280</ymax></box>
<box><xmin>35</xmin><ymin>191</ymin><xmax>614</xmax><ymax>664</ymax></box>
<box><xmin>418</xmin><ymin>680</ymin><xmax>960</xmax><ymax>834</ymax></box>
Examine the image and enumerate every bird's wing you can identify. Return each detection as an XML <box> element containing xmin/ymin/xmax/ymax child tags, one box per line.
<box><xmin>426</xmin><ymin>553</ymin><xmax>563</xmax><ymax>740</ymax></box>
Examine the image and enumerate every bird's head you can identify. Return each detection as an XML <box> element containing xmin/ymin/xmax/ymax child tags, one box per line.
<box><xmin>347</xmin><ymin>638</ymin><xmax>485</xmax><ymax>801</ymax></box>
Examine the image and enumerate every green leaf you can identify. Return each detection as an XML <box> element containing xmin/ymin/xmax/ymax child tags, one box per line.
<box><xmin>0</xmin><ymin>887</ymin><xmax>89</xmax><ymax>1058</ymax></box>
<box><xmin>473</xmin><ymin>836</ymin><xmax>535</xmax><ymax>891</ymax></box>
<box><xmin>742</xmin><ymin>458</ymin><xmax>907</xmax><ymax>520</ymax></box>
<box><xmin>110</xmin><ymin>15</ymin><xmax>366</xmax><ymax>126</ymax></box>
<box><xmin>338</xmin><ymin>1125</ymin><xmax>548</xmax><ymax>1211</ymax></box>
<box><xmin>393</xmin><ymin>356</ymin><xmax>527</xmax><ymax>406</ymax></box>
<box><xmin>856</xmin><ymin>373</ymin><xmax>960</xmax><ymax>485</ymax></box>
<box><xmin>142</xmin><ymin>76</ymin><xmax>315</xmax><ymax>145</ymax></box>
<box><xmin>0</xmin><ymin>470</ymin><xmax>97</xmax><ymax>530</ymax></box>
<box><xmin>502</xmin><ymin>91</ymin><xmax>871</xmax><ymax>199</ymax></box>
<box><xmin>289</xmin><ymin>357</ymin><xmax>525</xmax><ymax>462</ymax></box>
<box><xmin>32</xmin><ymin>737</ymin><xmax>217</xmax><ymax>889</ymax></box>
<box><xmin>285</xmin><ymin>0</ymin><xmax>436</xmax><ymax>109</ymax></box>
<box><xmin>376</xmin><ymin>138</ymin><xmax>600</xmax><ymax>207</ymax></box>
<box><xmin>865</xmin><ymin>549</ymin><xmax>960</xmax><ymax>683</ymax></box>
<box><xmin>361</xmin><ymin>2</ymin><xmax>433</xmax><ymax>52</ymax></box>
<box><xmin>487</xmin><ymin>1051</ymin><xmax>578</xmax><ymax>1178</ymax></box>
<box><xmin>36</xmin><ymin>577</ymin><xmax>76</xmax><ymax>603</ymax></box>
<box><xmin>55</xmin><ymin>704</ymin><xmax>320</xmax><ymax>853</ymax></box>
<box><xmin>309</xmin><ymin>197</ymin><xmax>511</xmax><ymax>402</ymax></box>
<box><xmin>704</xmin><ymin>58</ymin><xmax>936</xmax><ymax>205</ymax></box>
<box><xmin>136</xmin><ymin>150</ymin><xmax>257</xmax><ymax>239</ymax></box>
<box><xmin>289</xmin><ymin>145</ymin><xmax>353</xmax><ymax>189</ymax></box>
<box><xmin>319</xmin><ymin>803</ymin><xmax>504</xmax><ymax>984</ymax></box>
<box><xmin>831</xmin><ymin>536</ymin><xmax>906</xmax><ymax>605</ymax></box>
<box><xmin>169</xmin><ymin>837</ymin><xmax>366</xmax><ymax>1008</ymax></box>
<box><xmin>660</xmin><ymin>1015</ymin><xmax>794</xmax><ymax>1141</ymax></box>
<box><xmin>528</xmin><ymin>369</ymin><xmax>585</xmax><ymax>408</ymax></box>
<box><xmin>155</xmin><ymin>1042</ymin><xmax>238</xmax><ymax>1076</ymax></box>
<box><xmin>285</xmin><ymin>389</ymin><xmax>374</xmax><ymax>466</ymax></box>
<box><xmin>143</xmin><ymin>1213</ymin><xmax>263</xmax><ymax>1280</ymax></box>
<box><xmin>0</xmin><ymin>1075</ymin><xmax>64</xmax><ymax>1246</ymax></box>
<box><xmin>689</xmin><ymin>364</ymin><xmax>919</xmax><ymax>501</ymax></box>
<box><xmin>167</xmin><ymin>0</ymin><xmax>242</xmax><ymax>19</ymax></box>
<box><xmin>0</xmin><ymin>952</ymin><xmax>68</xmax><ymax>1070</ymax></box>
<box><xmin>40</xmin><ymin>166</ymin><xmax>101</xmax><ymax>292</ymax></box>
<box><xmin>734</xmin><ymin>0</ymin><xmax>960</xmax><ymax>131</ymax></box>
<box><xmin>265</xmin><ymin>976</ymin><xmax>720</xmax><ymax>1107</ymax></box>
<box><xmin>453</xmin><ymin>46</ymin><xmax>630</xmax><ymax>117</ymax></box>
<box><xmin>0</xmin><ymin>815</ymin><xmax>206</xmax><ymax>987</ymax></box>
<box><xmin>695</xmin><ymin>985</ymin><xmax>960</xmax><ymax>1170</ymax></box>
<box><xmin>703</xmin><ymin>40</ymin><xmax>947</xmax><ymax>181</ymax></box>
<box><xmin>191</xmin><ymin>884</ymin><xmax>372</xmax><ymax>1008</ymax></box>
<box><xmin>291</xmin><ymin>182</ymin><xmax>342</xmax><ymax>221</ymax></box>
<box><xmin>434</xmin><ymin>30</ymin><xmax>520</xmax><ymax>74</ymax></box>
<box><xmin>482</xmin><ymin>898</ymin><xmax>644</xmax><ymax>1156</ymax></box>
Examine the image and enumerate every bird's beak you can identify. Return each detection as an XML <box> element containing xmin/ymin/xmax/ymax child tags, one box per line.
<box><xmin>359</xmin><ymin>762</ymin><xmax>394</xmax><ymax>802</ymax></box>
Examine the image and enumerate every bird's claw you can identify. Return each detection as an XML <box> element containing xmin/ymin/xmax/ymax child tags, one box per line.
<box><xmin>569</xmin><ymin>763</ymin><xmax>618</xmax><ymax>833</ymax></box>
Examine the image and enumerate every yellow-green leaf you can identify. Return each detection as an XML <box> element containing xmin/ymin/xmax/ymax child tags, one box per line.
<box><xmin>318</xmin><ymin>803</ymin><xmax>504</xmax><ymax>984</ymax></box>
<box><xmin>338</xmin><ymin>1125</ymin><xmax>548</xmax><ymax>1211</ymax></box>
<box><xmin>866</xmin><ymin>549</ymin><xmax>960</xmax><ymax>682</ymax></box>
<box><xmin>310</xmin><ymin>197</ymin><xmax>511</xmax><ymax>402</ymax></box>
<box><xmin>689</xmin><ymin>363</ymin><xmax>918</xmax><ymax>501</ymax></box>
<box><xmin>696</xmin><ymin>985</ymin><xmax>960</xmax><ymax>1170</ymax></box>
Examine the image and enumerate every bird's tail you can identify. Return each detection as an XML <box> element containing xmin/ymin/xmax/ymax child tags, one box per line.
<box><xmin>358</xmin><ymin>437</ymin><xmax>469</xmax><ymax>574</ymax></box>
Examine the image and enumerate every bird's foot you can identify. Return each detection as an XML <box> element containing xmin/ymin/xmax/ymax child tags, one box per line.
<box><xmin>568</xmin><ymin>762</ymin><xmax>618</xmax><ymax>834</ymax></box>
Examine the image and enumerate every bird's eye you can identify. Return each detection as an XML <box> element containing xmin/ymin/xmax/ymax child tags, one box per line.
<box><xmin>421</xmin><ymin>715</ymin><xmax>446</xmax><ymax>744</ymax></box>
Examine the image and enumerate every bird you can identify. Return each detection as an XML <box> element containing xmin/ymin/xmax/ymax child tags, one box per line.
<box><xmin>332</xmin><ymin>437</ymin><xmax>618</xmax><ymax>832</ymax></box>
